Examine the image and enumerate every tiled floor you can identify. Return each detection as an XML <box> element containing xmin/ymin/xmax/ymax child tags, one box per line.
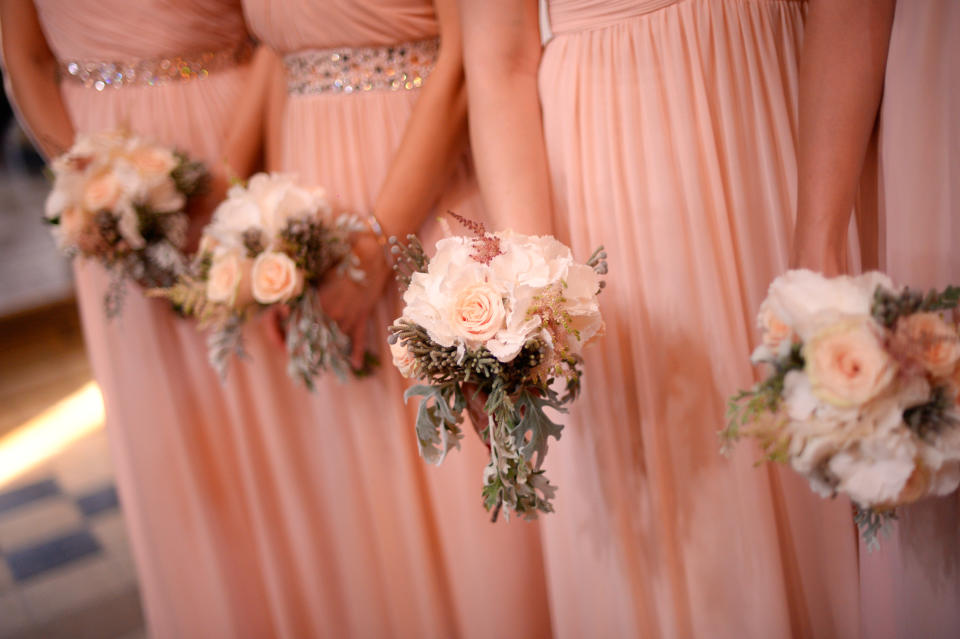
<box><xmin>0</xmin><ymin>428</ymin><xmax>146</xmax><ymax>639</ymax></box>
<box><xmin>0</xmin><ymin>302</ymin><xmax>146</xmax><ymax>638</ymax></box>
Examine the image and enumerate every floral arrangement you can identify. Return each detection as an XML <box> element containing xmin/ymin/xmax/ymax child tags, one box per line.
<box><xmin>724</xmin><ymin>269</ymin><xmax>960</xmax><ymax>543</ymax></box>
<box><xmin>154</xmin><ymin>173</ymin><xmax>367</xmax><ymax>387</ymax></box>
<box><xmin>44</xmin><ymin>129</ymin><xmax>207</xmax><ymax>316</ymax></box>
<box><xmin>388</xmin><ymin>214</ymin><xmax>606</xmax><ymax>520</ymax></box>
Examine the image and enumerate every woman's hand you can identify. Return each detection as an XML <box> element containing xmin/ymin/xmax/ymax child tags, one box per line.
<box><xmin>317</xmin><ymin>232</ymin><xmax>393</xmax><ymax>370</ymax></box>
<box><xmin>183</xmin><ymin>169</ymin><xmax>230</xmax><ymax>254</ymax></box>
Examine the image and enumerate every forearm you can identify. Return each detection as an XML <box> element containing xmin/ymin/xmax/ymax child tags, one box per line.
<box><xmin>372</xmin><ymin>53</ymin><xmax>468</xmax><ymax>238</ymax></box>
<box><xmin>793</xmin><ymin>0</ymin><xmax>895</xmax><ymax>271</ymax></box>
<box><xmin>0</xmin><ymin>0</ymin><xmax>74</xmax><ymax>159</ymax></box>
<box><xmin>218</xmin><ymin>44</ymin><xmax>274</xmax><ymax>180</ymax></box>
<box><xmin>459</xmin><ymin>0</ymin><xmax>552</xmax><ymax>235</ymax></box>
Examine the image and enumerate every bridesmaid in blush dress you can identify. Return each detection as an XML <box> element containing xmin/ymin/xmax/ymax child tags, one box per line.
<box><xmin>231</xmin><ymin>1</ymin><xmax>553</xmax><ymax>637</ymax></box>
<box><xmin>459</xmin><ymin>0</ymin><xmax>862</xmax><ymax>637</ymax></box>
<box><xmin>794</xmin><ymin>2</ymin><xmax>960</xmax><ymax>637</ymax></box>
<box><xmin>1</xmin><ymin>0</ymin><xmax>279</xmax><ymax>636</ymax></box>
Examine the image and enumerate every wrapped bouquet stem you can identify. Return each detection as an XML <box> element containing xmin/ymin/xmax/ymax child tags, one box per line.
<box><xmin>387</xmin><ymin>214</ymin><xmax>608</xmax><ymax>520</ymax></box>
<box><xmin>153</xmin><ymin>172</ymin><xmax>372</xmax><ymax>387</ymax></box>
<box><xmin>723</xmin><ymin>269</ymin><xmax>960</xmax><ymax>545</ymax></box>
<box><xmin>44</xmin><ymin>129</ymin><xmax>208</xmax><ymax>317</ymax></box>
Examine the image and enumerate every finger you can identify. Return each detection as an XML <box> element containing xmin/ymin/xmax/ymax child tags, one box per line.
<box><xmin>350</xmin><ymin>320</ymin><xmax>368</xmax><ymax>371</ymax></box>
<box><xmin>266</xmin><ymin>308</ymin><xmax>286</xmax><ymax>349</ymax></box>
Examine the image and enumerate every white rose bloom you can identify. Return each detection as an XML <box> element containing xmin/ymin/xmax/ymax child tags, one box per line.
<box><xmin>562</xmin><ymin>263</ymin><xmax>604</xmax><ymax>352</ymax></box>
<box><xmin>829</xmin><ymin>427</ymin><xmax>918</xmax><ymax>507</ymax></box>
<box><xmin>490</xmin><ymin>232</ymin><xmax>571</xmax><ymax>291</ymax></box>
<box><xmin>206</xmin><ymin>196</ymin><xmax>263</xmax><ymax>249</ymax></box>
<box><xmin>762</xmin><ymin>269</ymin><xmax>896</xmax><ymax>342</ymax></box>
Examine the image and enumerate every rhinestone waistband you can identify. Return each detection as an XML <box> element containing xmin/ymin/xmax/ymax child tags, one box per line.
<box><xmin>60</xmin><ymin>40</ymin><xmax>253</xmax><ymax>91</ymax></box>
<box><xmin>284</xmin><ymin>38</ymin><xmax>439</xmax><ymax>96</ymax></box>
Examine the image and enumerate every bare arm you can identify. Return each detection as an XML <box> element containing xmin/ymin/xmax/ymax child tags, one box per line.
<box><xmin>791</xmin><ymin>0</ymin><xmax>895</xmax><ymax>275</ymax></box>
<box><xmin>371</xmin><ymin>0</ymin><xmax>469</xmax><ymax>238</ymax></box>
<box><xmin>458</xmin><ymin>0</ymin><xmax>552</xmax><ymax>235</ymax></box>
<box><xmin>316</xmin><ymin>0</ymin><xmax>474</xmax><ymax>366</ymax></box>
<box><xmin>183</xmin><ymin>44</ymin><xmax>275</xmax><ymax>251</ymax></box>
<box><xmin>0</xmin><ymin>0</ymin><xmax>74</xmax><ymax>159</ymax></box>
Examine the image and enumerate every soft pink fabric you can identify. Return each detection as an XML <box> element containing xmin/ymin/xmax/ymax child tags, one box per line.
<box><xmin>536</xmin><ymin>1</ymin><xmax>861</xmax><ymax>636</ymax></box>
<box><xmin>33</xmin><ymin>1</ymin><xmax>279</xmax><ymax>637</ymax></box>
<box><xmin>860</xmin><ymin>2</ymin><xmax>960</xmax><ymax>638</ymax></box>
<box><xmin>242</xmin><ymin>1</ymin><xmax>553</xmax><ymax>638</ymax></box>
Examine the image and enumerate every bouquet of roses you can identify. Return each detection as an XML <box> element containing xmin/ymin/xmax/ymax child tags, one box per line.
<box><xmin>155</xmin><ymin>172</ymin><xmax>367</xmax><ymax>387</ymax></box>
<box><xmin>44</xmin><ymin>129</ymin><xmax>207</xmax><ymax>316</ymax></box>
<box><xmin>388</xmin><ymin>214</ymin><xmax>606</xmax><ymax>520</ymax></box>
<box><xmin>724</xmin><ymin>269</ymin><xmax>960</xmax><ymax>543</ymax></box>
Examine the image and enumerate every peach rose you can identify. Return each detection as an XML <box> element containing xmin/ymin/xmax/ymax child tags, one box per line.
<box><xmin>450</xmin><ymin>282</ymin><xmax>505</xmax><ymax>344</ymax></box>
<box><xmin>83</xmin><ymin>171</ymin><xmax>122</xmax><ymax>211</ymax></box>
<box><xmin>897</xmin><ymin>312</ymin><xmax>960</xmax><ymax>378</ymax></box>
<box><xmin>759</xmin><ymin>305</ymin><xmax>794</xmax><ymax>354</ymax></box>
<box><xmin>58</xmin><ymin>206</ymin><xmax>89</xmax><ymax>243</ymax></box>
<box><xmin>251</xmin><ymin>251</ymin><xmax>304</xmax><ymax>304</ymax></box>
<box><xmin>804</xmin><ymin>317</ymin><xmax>897</xmax><ymax>408</ymax></box>
<box><xmin>390</xmin><ymin>341</ymin><xmax>418</xmax><ymax>379</ymax></box>
<box><xmin>127</xmin><ymin>146</ymin><xmax>177</xmax><ymax>178</ymax></box>
<box><xmin>207</xmin><ymin>252</ymin><xmax>253</xmax><ymax>308</ymax></box>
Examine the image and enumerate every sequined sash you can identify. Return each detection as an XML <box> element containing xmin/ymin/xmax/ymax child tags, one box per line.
<box><xmin>283</xmin><ymin>38</ymin><xmax>439</xmax><ymax>96</ymax></box>
<box><xmin>59</xmin><ymin>40</ymin><xmax>253</xmax><ymax>90</ymax></box>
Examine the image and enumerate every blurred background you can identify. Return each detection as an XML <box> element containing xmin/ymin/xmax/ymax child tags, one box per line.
<box><xmin>0</xmin><ymin>71</ymin><xmax>145</xmax><ymax>639</ymax></box>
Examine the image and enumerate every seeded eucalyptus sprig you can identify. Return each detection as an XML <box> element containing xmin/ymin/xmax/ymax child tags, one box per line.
<box><xmin>903</xmin><ymin>385</ymin><xmax>958</xmax><ymax>440</ymax></box>
<box><xmin>872</xmin><ymin>285</ymin><xmax>960</xmax><ymax>328</ymax></box>
<box><xmin>587</xmin><ymin>245</ymin><xmax>608</xmax><ymax>292</ymax></box>
<box><xmin>170</xmin><ymin>152</ymin><xmax>209</xmax><ymax>198</ymax></box>
<box><xmin>390</xmin><ymin>234</ymin><xmax>429</xmax><ymax>292</ymax></box>
<box><xmin>854</xmin><ymin>505</ymin><xmax>897</xmax><ymax>551</ymax></box>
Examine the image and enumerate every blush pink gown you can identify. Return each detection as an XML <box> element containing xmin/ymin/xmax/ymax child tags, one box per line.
<box><xmin>535</xmin><ymin>1</ymin><xmax>861</xmax><ymax>637</ymax></box>
<box><xmin>30</xmin><ymin>1</ymin><xmax>276</xmax><ymax>637</ymax></box>
<box><xmin>859</xmin><ymin>2</ymin><xmax>960</xmax><ymax>638</ymax></box>
<box><xmin>239</xmin><ymin>1</ymin><xmax>552</xmax><ymax>637</ymax></box>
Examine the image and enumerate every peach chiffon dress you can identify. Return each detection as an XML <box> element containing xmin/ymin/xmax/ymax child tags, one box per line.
<box><xmin>31</xmin><ymin>1</ymin><xmax>276</xmax><ymax>636</ymax></box>
<box><xmin>535</xmin><ymin>1</ymin><xmax>860</xmax><ymax>636</ymax></box>
<box><xmin>240</xmin><ymin>1</ymin><xmax>552</xmax><ymax>637</ymax></box>
<box><xmin>859</xmin><ymin>2</ymin><xmax>960</xmax><ymax>638</ymax></box>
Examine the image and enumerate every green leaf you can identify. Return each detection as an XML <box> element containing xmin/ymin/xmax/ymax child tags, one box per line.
<box><xmin>511</xmin><ymin>389</ymin><xmax>564</xmax><ymax>469</ymax></box>
<box><xmin>404</xmin><ymin>384</ymin><xmax>463</xmax><ymax>464</ymax></box>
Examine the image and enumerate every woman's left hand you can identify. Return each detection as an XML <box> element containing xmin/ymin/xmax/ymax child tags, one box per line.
<box><xmin>317</xmin><ymin>232</ymin><xmax>393</xmax><ymax>370</ymax></box>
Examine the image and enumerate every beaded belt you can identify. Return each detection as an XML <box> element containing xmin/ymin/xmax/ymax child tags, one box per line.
<box><xmin>59</xmin><ymin>40</ymin><xmax>253</xmax><ymax>91</ymax></box>
<box><xmin>284</xmin><ymin>38</ymin><xmax>439</xmax><ymax>96</ymax></box>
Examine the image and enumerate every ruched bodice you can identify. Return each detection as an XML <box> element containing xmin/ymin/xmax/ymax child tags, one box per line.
<box><xmin>547</xmin><ymin>0</ymin><xmax>803</xmax><ymax>34</ymax></box>
<box><xmin>548</xmin><ymin>0</ymin><xmax>683</xmax><ymax>33</ymax></box>
<box><xmin>242</xmin><ymin>0</ymin><xmax>437</xmax><ymax>54</ymax></box>
<box><xmin>34</xmin><ymin>0</ymin><xmax>247</xmax><ymax>61</ymax></box>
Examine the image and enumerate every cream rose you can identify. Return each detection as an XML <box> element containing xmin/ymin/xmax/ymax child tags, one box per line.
<box><xmin>58</xmin><ymin>206</ymin><xmax>89</xmax><ymax>245</ymax></box>
<box><xmin>390</xmin><ymin>341</ymin><xmax>418</xmax><ymax>379</ymax></box>
<box><xmin>146</xmin><ymin>179</ymin><xmax>186</xmax><ymax>213</ymax></box>
<box><xmin>83</xmin><ymin>171</ymin><xmax>122</xmax><ymax>211</ymax></box>
<box><xmin>207</xmin><ymin>252</ymin><xmax>253</xmax><ymax>308</ymax></box>
<box><xmin>450</xmin><ymin>282</ymin><xmax>506</xmax><ymax>344</ymax></box>
<box><xmin>127</xmin><ymin>146</ymin><xmax>177</xmax><ymax>178</ymax></box>
<box><xmin>896</xmin><ymin>312</ymin><xmax>960</xmax><ymax>378</ymax></box>
<box><xmin>804</xmin><ymin>317</ymin><xmax>897</xmax><ymax>408</ymax></box>
<box><xmin>251</xmin><ymin>251</ymin><xmax>304</xmax><ymax>304</ymax></box>
<box><xmin>758</xmin><ymin>303</ymin><xmax>795</xmax><ymax>355</ymax></box>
